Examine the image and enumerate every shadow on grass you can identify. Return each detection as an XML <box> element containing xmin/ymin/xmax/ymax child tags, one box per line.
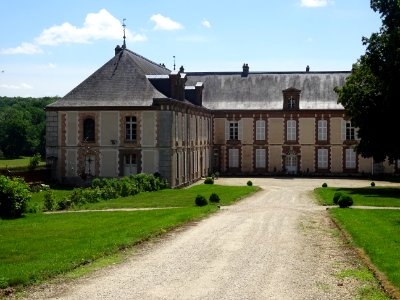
<box><xmin>336</xmin><ymin>187</ymin><xmax>400</xmax><ymax>199</ymax></box>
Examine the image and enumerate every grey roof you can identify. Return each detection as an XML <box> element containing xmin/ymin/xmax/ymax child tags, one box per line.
<box><xmin>48</xmin><ymin>49</ymin><xmax>170</xmax><ymax>108</ymax></box>
<box><xmin>186</xmin><ymin>71</ymin><xmax>349</xmax><ymax>110</ymax></box>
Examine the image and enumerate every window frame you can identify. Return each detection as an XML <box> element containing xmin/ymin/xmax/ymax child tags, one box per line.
<box><xmin>255</xmin><ymin>149</ymin><xmax>266</xmax><ymax>168</ymax></box>
<box><xmin>228</xmin><ymin>148</ymin><xmax>239</xmax><ymax>168</ymax></box>
<box><xmin>229</xmin><ymin>122</ymin><xmax>239</xmax><ymax>140</ymax></box>
<box><xmin>125</xmin><ymin>116</ymin><xmax>137</xmax><ymax>142</ymax></box>
<box><xmin>345</xmin><ymin>148</ymin><xmax>356</xmax><ymax>169</ymax></box>
<box><xmin>256</xmin><ymin>120</ymin><xmax>265</xmax><ymax>141</ymax></box>
<box><xmin>318</xmin><ymin>120</ymin><xmax>327</xmax><ymax>141</ymax></box>
<box><xmin>317</xmin><ymin>148</ymin><xmax>328</xmax><ymax>169</ymax></box>
<box><xmin>287</xmin><ymin>120</ymin><xmax>297</xmax><ymax>141</ymax></box>
<box><xmin>83</xmin><ymin>118</ymin><xmax>95</xmax><ymax>142</ymax></box>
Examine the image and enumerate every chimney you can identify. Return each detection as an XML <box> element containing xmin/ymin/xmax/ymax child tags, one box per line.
<box><xmin>195</xmin><ymin>82</ymin><xmax>204</xmax><ymax>106</ymax></box>
<box><xmin>115</xmin><ymin>45</ymin><xmax>123</xmax><ymax>56</ymax></box>
<box><xmin>306</xmin><ymin>65</ymin><xmax>310</xmax><ymax>72</ymax></box>
<box><xmin>242</xmin><ymin>63</ymin><xmax>249</xmax><ymax>77</ymax></box>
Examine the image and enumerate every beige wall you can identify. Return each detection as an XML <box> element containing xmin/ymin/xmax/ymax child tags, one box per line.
<box><xmin>301</xmin><ymin>146</ymin><xmax>315</xmax><ymax>172</ymax></box>
<box><xmin>214</xmin><ymin>118</ymin><xmax>225</xmax><ymax>144</ymax></box>
<box><xmin>100</xmin><ymin>150</ymin><xmax>118</xmax><ymax>177</ymax></box>
<box><xmin>65</xmin><ymin>149</ymin><xmax>77</xmax><ymax>177</ymax></box>
<box><xmin>142</xmin><ymin>149</ymin><xmax>159</xmax><ymax>174</ymax></box>
<box><xmin>268</xmin><ymin>118</ymin><xmax>284</xmax><ymax>144</ymax></box>
<box><xmin>269</xmin><ymin>146</ymin><xmax>282</xmax><ymax>172</ymax></box>
<box><xmin>331</xmin><ymin>146</ymin><xmax>343</xmax><ymax>172</ymax></box>
<box><xmin>242</xmin><ymin>118</ymin><xmax>253</xmax><ymax>145</ymax></box>
<box><xmin>100</xmin><ymin>112</ymin><xmax>118</xmax><ymax>146</ymax></box>
<box><xmin>141</xmin><ymin>111</ymin><xmax>157</xmax><ymax>147</ymax></box>
<box><xmin>330</xmin><ymin>117</ymin><xmax>343</xmax><ymax>144</ymax></box>
<box><xmin>66</xmin><ymin>112</ymin><xmax>78</xmax><ymax>146</ymax></box>
<box><xmin>359</xmin><ymin>157</ymin><xmax>372</xmax><ymax>173</ymax></box>
<box><xmin>241</xmin><ymin>145</ymin><xmax>253</xmax><ymax>173</ymax></box>
<box><xmin>299</xmin><ymin>118</ymin><xmax>315</xmax><ymax>145</ymax></box>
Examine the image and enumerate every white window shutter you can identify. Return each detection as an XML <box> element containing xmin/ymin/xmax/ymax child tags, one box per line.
<box><xmin>341</xmin><ymin>120</ymin><xmax>346</xmax><ymax>141</ymax></box>
<box><xmin>225</xmin><ymin>120</ymin><xmax>229</xmax><ymax>140</ymax></box>
<box><xmin>238</xmin><ymin>120</ymin><xmax>243</xmax><ymax>141</ymax></box>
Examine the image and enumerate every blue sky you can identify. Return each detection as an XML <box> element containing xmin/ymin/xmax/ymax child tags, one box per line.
<box><xmin>1</xmin><ymin>0</ymin><xmax>381</xmax><ymax>97</ymax></box>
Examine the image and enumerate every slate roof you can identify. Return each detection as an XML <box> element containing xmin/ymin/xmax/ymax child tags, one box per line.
<box><xmin>185</xmin><ymin>71</ymin><xmax>350</xmax><ymax>110</ymax></box>
<box><xmin>48</xmin><ymin>49</ymin><xmax>170</xmax><ymax>108</ymax></box>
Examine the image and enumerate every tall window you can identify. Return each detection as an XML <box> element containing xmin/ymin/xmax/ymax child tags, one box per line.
<box><xmin>125</xmin><ymin>116</ymin><xmax>137</xmax><ymax>141</ymax></box>
<box><xmin>255</xmin><ymin>149</ymin><xmax>266</xmax><ymax>168</ymax></box>
<box><xmin>287</xmin><ymin>120</ymin><xmax>296</xmax><ymax>141</ymax></box>
<box><xmin>345</xmin><ymin>148</ymin><xmax>356</xmax><ymax>169</ymax></box>
<box><xmin>318</xmin><ymin>120</ymin><xmax>327</xmax><ymax>141</ymax></box>
<box><xmin>229</xmin><ymin>149</ymin><xmax>239</xmax><ymax>168</ymax></box>
<box><xmin>83</xmin><ymin>118</ymin><xmax>95</xmax><ymax>142</ymax></box>
<box><xmin>256</xmin><ymin>120</ymin><xmax>265</xmax><ymax>140</ymax></box>
<box><xmin>345</xmin><ymin>121</ymin><xmax>355</xmax><ymax>140</ymax></box>
<box><xmin>229</xmin><ymin>122</ymin><xmax>239</xmax><ymax>140</ymax></box>
<box><xmin>317</xmin><ymin>149</ymin><xmax>328</xmax><ymax>169</ymax></box>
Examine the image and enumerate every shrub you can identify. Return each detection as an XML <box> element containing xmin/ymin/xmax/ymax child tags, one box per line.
<box><xmin>0</xmin><ymin>176</ymin><xmax>31</xmax><ymax>219</ymax></box>
<box><xmin>371</xmin><ymin>182</ymin><xmax>375</xmax><ymax>187</ymax></box>
<box><xmin>204</xmin><ymin>177</ymin><xmax>214</xmax><ymax>184</ymax></box>
<box><xmin>333</xmin><ymin>192</ymin><xmax>342</xmax><ymax>205</ymax></box>
<box><xmin>44</xmin><ymin>190</ymin><xmax>58</xmax><ymax>211</ymax></box>
<box><xmin>247</xmin><ymin>180</ymin><xmax>253</xmax><ymax>186</ymax></box>
<box><xmin>322</xmin><ymin>183</ymin><xmax>328</xmax><ymax>188</ymax></box>
<box><xmin>28</xmin><ymin>153</ymin><xmax>41</xmax><ymax>170</ymax></box>
<box><xmin>209</xmin><ymin>193</ymin><xmax>220</xmax><ymax>203</ymax></box>
<box><xmin>195</xmin><ymin>194</ymin><xmax>208</xmax><ymax>206</ymax></box>
<box><xmin>338</xmin><ymin>195</ymin><xmax>353</xmax><ymax>208</ymax></box>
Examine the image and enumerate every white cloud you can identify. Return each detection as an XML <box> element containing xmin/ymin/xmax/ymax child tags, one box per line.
<box><xmin>36</xmin><ymin>9</ymin><xmax>147</xmax><ymax>46</ymax></box>
<box><xmin>300</xmin><ymin>0</ymin><xmax>333</xmax><ymax>7</ymax></box>
<box><xmin>0</xmin><ymin>42</ymin><xmax>43</xmax><ymax>55</ymax></box>
<box><xmin>150</xmin><ymin>14</ymin><xmax>183</xmax><ymax>31</ymax></box>
<box><xmin>0</xmin><ymin>83</ymin><xmax>33</xmax><ymax>90</ymax></box>
<box><xmin>201</xmin><ymin>20</ymin><xmax>211</xmax><ymax>29</ymax></box>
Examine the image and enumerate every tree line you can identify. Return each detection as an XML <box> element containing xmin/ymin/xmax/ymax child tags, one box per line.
<box><xmin>0</xmin><ymin>96</ymin><xmax>59</xmax><ymax>159</ymax></box>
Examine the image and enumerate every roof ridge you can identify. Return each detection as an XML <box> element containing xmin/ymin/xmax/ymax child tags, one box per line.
<box><xmin>124</xmin><ymin>48</ymin><xmax>170</xmax><ymax>72</ymax></box>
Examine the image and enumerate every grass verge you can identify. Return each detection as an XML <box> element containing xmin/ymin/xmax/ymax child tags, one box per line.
<box><xmin>314</xmin><ymin>187</ymin><xmax>400</xmax><ymax>207</ymax></box>
<box><xmin>0</xmin><ymin>157</ymin><xmax>45</xmax><ymax>170</ymax></box>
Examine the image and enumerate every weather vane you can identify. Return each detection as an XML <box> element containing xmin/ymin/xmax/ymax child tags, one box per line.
<box><xmin>122</xmin><ymin>18</ymin><xmax>127</xmax><ymax>49</ymax></box>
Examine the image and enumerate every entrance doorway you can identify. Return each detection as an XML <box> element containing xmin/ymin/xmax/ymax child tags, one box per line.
<box><xmin>285</xmin><ymin>155</ymin><xmax>298</xmax><ymax>174</ymax></box>
<box><xmin>124</xmin><ymin>154</ymin><xmax>137</xmax><ymax>176</ymax></box>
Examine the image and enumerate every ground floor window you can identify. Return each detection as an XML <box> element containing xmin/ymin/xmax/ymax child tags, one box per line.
<box><xmin>285</xmin><ymin>155</ymin><xmax>297</xmax><ymax>174</ymax></box>
<box><xmin>255</xmin><ymin>149</ymin><xmax>266</xmax><ymax>168</ymax></box>
<box><xmin>345</xmin><ymin>148</ymin><xmax>356</xmax><ymax>169</ymax></box>
<box><xmin>124</xmin><ymin>153</ymin><xmax>137</xmax><ymax>176</ymax></box>
<box><xmin>229</xmin><ymin>149</ymin><xmax>239</xmax><ymax>168</ymax></box>
<box><xmin>317</xmin><ymin>149</ymin><xmax>328</xmax><ymax>169</ymax></box>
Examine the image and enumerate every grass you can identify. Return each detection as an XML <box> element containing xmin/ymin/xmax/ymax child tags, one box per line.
<box><xmin>0</xmin><ymin>184</ymin><xmax>259</xmax><ymax>289</ymax></box>
<box><xmin>314</xmin><ymin>186</ymin><xmax>400</xmax><ymax>207</ymax></box>
<box><xmin>0</xmin><ymin>156</ymin><xmax>45</xmax><ymax>170</ymax></box>
<box><xmin>330</xmin><ymin>209</ymin><xmax>400</xmax><ymax>293</ymax></box>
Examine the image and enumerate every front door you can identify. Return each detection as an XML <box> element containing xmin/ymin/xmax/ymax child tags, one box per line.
<box><xmin>124</xmin><ymin>154</ymin><xmax>137</xmax><ymax>176</ymax></box>
<box><xmin>285</xmin><ymin>155</ymin><xmax>297</xmax><ymax>174</ymax></box>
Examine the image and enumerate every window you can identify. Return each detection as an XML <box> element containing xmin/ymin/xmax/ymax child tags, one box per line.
<box><xmin>124</xmin><ymin>154</ymin><xmax>137</xmax><ymax>176</ymax></box>
<box><xmin>83</xmin><ymin>118</ymin><xmax>95</xmax><ymax>142</ymax></box>
<box><xmin>317</xmin><ymin>149</ymin><xmax>328</xmax><ymax>169</ymax></box>
<box><xmin>229</xmin><ymin>149</ymin><xmax>239</xmax><ymax>168</ymax></box>
<box><xmin>255</xmin><ymin>149</ymin><xmax>266</xmax><ymax>168</ymax></box>
<box><xmin>345</xmin><ymin>148</ymin><xmax>356</xmax><ymax>168</ymax></box>
<box><xmin>345</xmin><ymin>121</ymin><xmax>355</xmax><ymax>140</ymax></box>
<box><xmin>288</xmin><ymin>97</ymin><xmax>296</xmax><ymax>109</ymax></box>
<box><xmin>256</xmin><ymin>120</ymin><xmax>265</xmax><ymax>140</ymax></box>
<box><xmin>229</xmin><ymin>122</ymin><xmax>239</xmax><ymax>140</ymax></box>
<box><xmin>287</xmin><ymin>120</ymin><xmax>296</xmax><ymax>141</ymax></box>
<box><xmin>318</xmin><ymin>120</ymin><xmax>327</xmax><ymax>141</ymax></box>
<box><xmin>125</xmin><ymin>116</ymin><xmax>137</xmax><ymax>141</ymax></box>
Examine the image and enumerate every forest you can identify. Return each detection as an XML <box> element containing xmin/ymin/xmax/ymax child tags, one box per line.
<box><xmin>0</xmin><ymin>96</ymin><xmax>59</xmax><ymax>158</ymax></box>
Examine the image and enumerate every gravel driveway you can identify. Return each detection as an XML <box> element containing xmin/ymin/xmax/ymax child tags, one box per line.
<box><xmin>28</xmin><ymin>178</ymin><xmax>398</xmax><ymax>299</ymax></box>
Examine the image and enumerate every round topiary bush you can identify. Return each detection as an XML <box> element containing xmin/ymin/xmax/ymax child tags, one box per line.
<box><xmin>338</xmin><ymin>195</ymin><xmax>353</xmax><ymax>208</ymax></box>
<box><xmin>204</xmin><ymin>177</ymin><xmax>214</xmax><ymax>184</ymax></box>
<box><xmin>322</xmin><ymin>182</ymin><xmax>328</xmax><ymax>188</ymax></box>
<box><xmin>209</xmin><ymin>193</ymin><xmax>220</xmax><ymax>203</ymax></box>
<box><xmin>371</xmin><ymin>182</ymin><xmax>375</xmax><ymax>187</ymax></box>
<box><xmin>247</xmin><ymin>180</ymin><xmax>253</xmax><ymax>186</ymax></box>
<box><xmin>333</xmin><ymin>192</ymin><xmax>342</xmax><ymax>205</ymax></box>
<box><xmin>195</xmin><ymin>194</ymin><xmax>208</xmax><ymax>206</ymax></box>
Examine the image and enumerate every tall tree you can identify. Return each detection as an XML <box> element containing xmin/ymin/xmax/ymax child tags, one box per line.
<box><xmin>335</xmin><ymin>0</ymin><xmax>400</xmax><ymax>162</ymax></box>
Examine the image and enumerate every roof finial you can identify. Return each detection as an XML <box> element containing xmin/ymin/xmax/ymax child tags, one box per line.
<box><xmin>122</xmin><ymin>18</ymin><xmax>127</xmax><ymax>49</ymax></box>
<box><xmin>173</xmin><ymin>55</ymin><xmax>176</xmax><ymax>70</ymax></box>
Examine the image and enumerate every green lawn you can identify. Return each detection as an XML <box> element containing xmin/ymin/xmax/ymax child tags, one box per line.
<box><xmin>330</xmin><ymin>209</ymin><xmax>400</xmax><ymax>291</ymax></box>
<box><xmin>0</xmin><ymin>184</ymin><xmax>259</xmax><ymax>289</ymax></box>
<box><xmin>0</xmin><ymin>156</ymin><xmax>45</xmax><ymax>170</ymax></box>
<box><xmin>315</xmin><ymin>186</ymin><xmax>400</xmax><ymax>207</ymax></box>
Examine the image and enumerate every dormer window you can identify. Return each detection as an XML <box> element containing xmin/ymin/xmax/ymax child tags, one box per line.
<box><xmin>282</xmin><ymin>87</ymin><xmax>301</xmax><ymax>110</ymax></box>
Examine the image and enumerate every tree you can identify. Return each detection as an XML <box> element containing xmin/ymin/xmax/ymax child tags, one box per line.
<box><xmin>335</xmin><ymin>0</ymin><xmax>400</xmax><ymax>162</ymax></box>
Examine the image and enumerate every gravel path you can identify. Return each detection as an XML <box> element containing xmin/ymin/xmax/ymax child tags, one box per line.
<box><xmin>27</xmin><ymin>178</ymin><xmax>399</xmax><ymax>299</ymax></box>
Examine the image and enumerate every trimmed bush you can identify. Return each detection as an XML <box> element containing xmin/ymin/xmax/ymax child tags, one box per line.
<box><xmin>338</xmin><ymin>195</ymin><xmax>353</xmax><ymax>208</ymax></box>
<box><xmin>371</xmin><ymin>182</ymin><xmax>376</xmax><ymax>187</ymax></box>
<box><xmin>195</xmin><ymin>194</ymin><xmax>208</xmax><ymax>206</ymax></box>
<box><xmin>333</xmin><ymin>192</ymin><xmax>342</xmax><ymax>205</ymax></box>
<box><xmin>247</xmin><ymin>180</ymin><xmax>253</xmax><ymax>186</ymax></box>
<box><xmin>28</xmin><ymin>153</ymin><xmax>41</xmax><ymax>171</ymax></box>
<box><xmin>322</xmin><ymin>182</ymin><xmax>328</xmax><ymax>188</ymax></box>
<box><xmin>204</xmin><ymin>177</ymin><xmax>214</xmax><ymax>184</ymax></box>
<box><xmin>209</xmin><ymin>193</ymin><xmax>220</xmax><ymax>203</ymax></box>
<box><xmin>0</xmin><ymin>176</ymin><xmax>31</xmax><ymax>219</ymax></box>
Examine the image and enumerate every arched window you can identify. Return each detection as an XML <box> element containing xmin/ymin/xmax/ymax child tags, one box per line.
<box><xmin>83</xmin><ymin>118</ymin><xmax>95</xmax><ymax>142</ymax></box>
